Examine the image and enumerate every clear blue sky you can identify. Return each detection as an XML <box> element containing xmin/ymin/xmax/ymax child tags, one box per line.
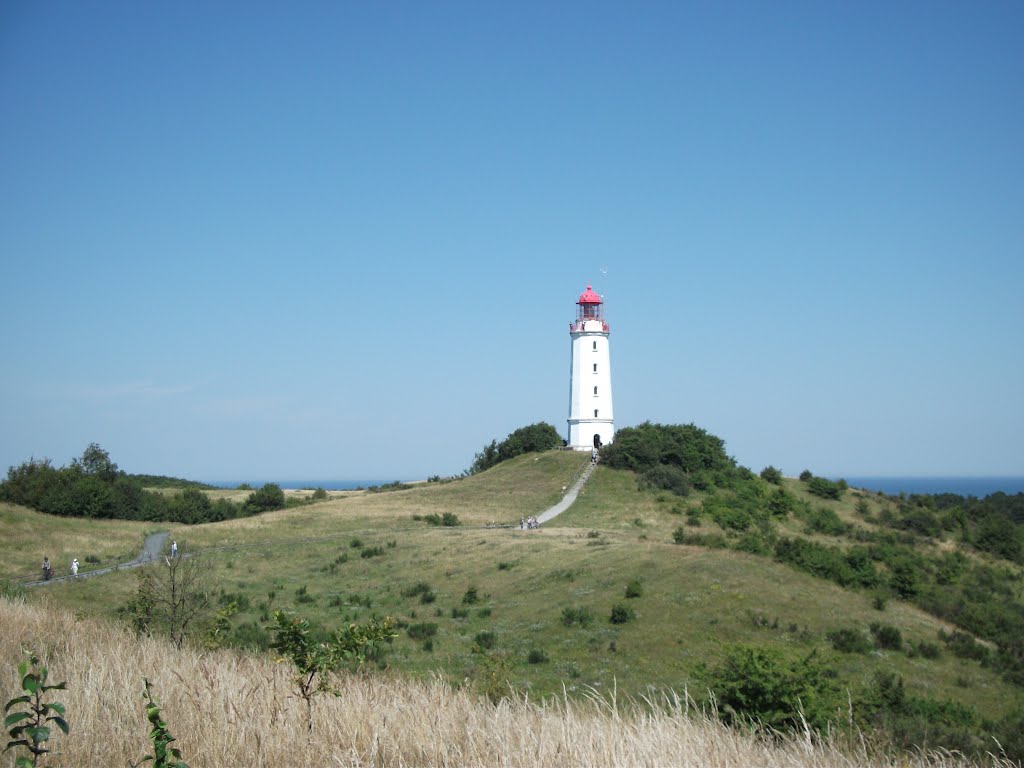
<box><xmin>2</xmin><ymin>1</ymin><xmax>1022</xmax><ymax>482</ymax></box>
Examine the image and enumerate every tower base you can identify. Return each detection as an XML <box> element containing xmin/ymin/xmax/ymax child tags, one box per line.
<box><xmin>568</xmin><ymin>420</ymin><xmax>614</xmax><ymax>451</ymax></box>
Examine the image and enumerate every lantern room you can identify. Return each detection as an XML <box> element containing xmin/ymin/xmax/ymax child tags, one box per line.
<box><xmin>571</xmin><ymin>285</ymin><xmax>609</xmax><ymax>333</ymax></box>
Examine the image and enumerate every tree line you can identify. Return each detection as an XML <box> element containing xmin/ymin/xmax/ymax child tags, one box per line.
<box><xmin>0</xmin><ymin>444</ymin><xmax>287</xmax><ymax>523</ymax></box>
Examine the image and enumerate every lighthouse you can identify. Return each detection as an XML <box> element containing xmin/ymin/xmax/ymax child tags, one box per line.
<box><xmin>567</xmin><ymin>284</ymin><xmax>614</xmax><ymax>450</ymax></box>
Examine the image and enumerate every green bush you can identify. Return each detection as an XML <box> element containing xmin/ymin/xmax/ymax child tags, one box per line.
<box><xmin>474</xmin><ymin>630</ymin><xmax>496</xmax><ymax>650</ymax></box>
<box><xmin>760</xmin><ymin>466</ymin><xmax>783</xmax><ymax>484</ymax></box>
<box><xmin>609</xmin><ymin>604</ymin><xmax>635</xmax><ymax>624</ymax></box>
<box><xmin>406</xmin><ymin>622</ymin><xmax>438</xmax><ymax>640</ymax></box>
<box><xmin>703</xmin><ymin>645</ymin><xmax>839</xmax><ymax>732</ymax></box>
<box><xmin>462</xmin><ymin>586</ymin><xmax>479</xmax><ymax>604</ymax></box>
<box><xmin>870</xmin><ymin>622</ymin><xmax>903</xmax><ymax>650</ymax></box>
<box><xmin>827</xmin><ymin>627</ymin><xmax>873</xmax><ymax>654</ymax></box>
<box><xmin>526</xmin><ymin>648</ymin><xmax>548</xmax><ymax>664</ymax></box>
<box><xmin>560</xmin><ymin>607</ymin><xmax>593</xmax><ymax>627</ymax></box>
<box><xmin>624</xmin><ymin>579</ymin><xmax>643</xmax><ymax>599</ymax></box>
<box><xmin>639</xmin><ymin>464</ymin><xmax>691</xmax><ymax>497</ymax></box>
<box><xmin>939</xmin><ymin>630</ymin><xmax>990</xmax><ymax>662</ymax></box>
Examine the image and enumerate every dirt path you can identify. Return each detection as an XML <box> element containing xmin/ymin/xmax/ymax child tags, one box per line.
<box><xmin>25</xmin><ymin>531</ymin><xmax>169</xmax><ymax>587</ymax></box>
<box><xmin>534</xmin><ymin>461</ymin><xmax>596</xmax><ymax>525</ymax></box>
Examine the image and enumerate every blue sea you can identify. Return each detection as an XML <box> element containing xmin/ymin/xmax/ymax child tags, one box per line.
<box><xmin>209</xmin><ymin>476</ymin><xmax>1024</xmax><ymax>498</ymax></box>
<box><xmin>209</xmin><ymin>480</ymin><xmax>394</xmax><ymax>491</ymax></box>
<box><xmin>837</xmin><ymin>476</ymin><xmax>1024</xmax><ymax>498</ymax></box>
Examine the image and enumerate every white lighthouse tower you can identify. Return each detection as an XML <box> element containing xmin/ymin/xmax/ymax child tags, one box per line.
<box><xmin>567</xmin><ymin>284</ymin><xmax>614</xmax><ymax>450</ymax></box>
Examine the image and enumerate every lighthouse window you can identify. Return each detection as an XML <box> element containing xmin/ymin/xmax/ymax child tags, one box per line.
<box><xmin>594</xmin><ymin>409</ymin><xmax>599</xmax><ymax>418</ymax></box>
<box><xmin>593</xmin><ymin>386</ymin><xmax>598</xmax><ymax>395</ymax></box>
<box><xmin>593</xmin><ymin>363</ymin><xmax>597</xmax><ymax>373</ymax></box>
<box><xmin>592</xmin><ymin>341</ymin><xmax>597</xmax><ymax>351</ymax></box>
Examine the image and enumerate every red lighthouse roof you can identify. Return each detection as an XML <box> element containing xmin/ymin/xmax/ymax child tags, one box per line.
<box><xmin>577</xmin><ymin>285</ymin><xmax>602</xmax><ymax>304</ymax></box>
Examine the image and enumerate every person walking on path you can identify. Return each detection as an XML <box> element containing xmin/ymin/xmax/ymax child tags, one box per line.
<box><xmin>170</xmin><ymin>540</ymin><xmax>178</xmax><ymax>558</ymax></box>
<box><xmin>42</xmin><ymin>557</ymin><xmax>52</xmax><ymax>581</ymax></box>
<box><xmin>70</xmin><ymin>558</ymin><xmax>79</xmax><ymax>578</ymax></box>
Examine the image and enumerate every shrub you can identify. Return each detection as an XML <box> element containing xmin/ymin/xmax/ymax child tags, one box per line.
<box><xmin>703</xmin><ymin>645</ymin><xmax>839</xmax><ymax>732</ymax></box>
<box><xmin>450</xmin><ymin>606</ymin><xmax>469</xmax><ymax>619</ymax></box>
<box><xmin>939</xmin><ymin>630</ymin><xmax>990</xmax><ymax>662</ymax></box>
<box><xmin>760</xmin><ymin>466</ymin><xmax>783</xmax><ymax>484</ymax></box>
<box><xmin>406</xmin><ymin>622</ymin><xmax>438</xmax><ymax>640</ymax></box>
<box><xmin>402</xmin><ymin>581</ymin><xmax>432</xmax><ymax>598</ymax></box>
<box><xmin>799</xmin><ymin>469</ymin><xmax>813</xmax><ymax>481</ymax></box>
<box><xmin>913</xmin><ymin>641</ymin><xmax>942</xmax><ymax>659</ymax></box>
<box><xmin>462</xmin><ymin>586</ymin><xmax>479</xmax><ymax>604</ymax></box>
<box><xmin>639</xmin><ymin>464</ymin><xmax>691</xmax><ymax>497</ymax></box>
<box><xmin>360</xmin><ymin>546</ymin><xmax>385</xmax><ymax>559</ymax></box>
<box><xmin>311</xmin><ymin>487</ymin><xmax>328</xmax><ymax>500</ymax></box>
<box><xmin>561</xmin><ymin>606</ymin><xmax>593</xmax><ymax>627</ymax></box>
<box><xmin>609</xmin><ymin>604</ymin><xmax>635</xmax><ymax>624</ymax></box>
<box><xmin>474</xmin><ymin>630</ymin><xmax>497</xmax><ymax>650</ymax></box>
<box><xmin>806</xmin><ymin>476</ymin><xmax>845</xmax><ymax>500</ymax></box>
<box><xmin>870</xmin><ymin>622</ymin><xmax>903</xmax><ymax>650</ymax></box>
<box><xmin>624</xmin><ymin>579</ymin><xmax>643</xmax><ymax>599</ymax></box>
<box><xmin>827</xmin><ymin>627</ymin><xmax>872</xmax><ymax>654</ymax></box>
<box><xmin>526</xmin><ymin>648</ymin><xmax>549</xmax><ymax>664</ymax></box>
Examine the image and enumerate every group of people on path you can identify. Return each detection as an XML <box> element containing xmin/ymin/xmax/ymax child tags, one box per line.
<box><xmin>40</xmin><ymin>539</ymin><xmax>177</xmax><ymax>582</ymax></box>
<box><xmin>41</xmin><ymin>557</ymin><xmax>78</xmax><ymax>581</ymax></box>
<box><xmin>520</xmin><ymin>516</ymin><xmax>540</xmax><ymax>530</ymax></box>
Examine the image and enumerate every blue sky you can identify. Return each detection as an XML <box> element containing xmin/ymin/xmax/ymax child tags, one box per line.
<box><xmin>2</xmin><ymin>1</ymin><xmax>1022</xmax><ymax>482</ymax></box>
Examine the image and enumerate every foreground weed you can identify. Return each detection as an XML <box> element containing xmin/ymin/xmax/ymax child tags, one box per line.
<box><xmin>133</xmin><ymin>679</ymin><xmax>187</xmax><ymax>768</ymax></box>
<box><xmin>3</xmin><ymin>652</ymin><xmax>69</xmax><ymax>767</ymax></box>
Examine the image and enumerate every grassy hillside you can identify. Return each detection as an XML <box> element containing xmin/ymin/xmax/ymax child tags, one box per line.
<box><xmin>0</xmin><ymin>503</ymin><xmax>154</xmax><ymax>581</ymax></box>
<box><xmin>6</xmin><ymin>448</ymin><xmax>1023</xmax><ymax>759</ymax></box>
<box><xmin>6</xmin><ymin>598</ymin><xmax>1011</xmax><ymax>768</ymax></box>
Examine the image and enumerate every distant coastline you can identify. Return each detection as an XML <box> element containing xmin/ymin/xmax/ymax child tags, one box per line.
<box><xmin>206</xmin><ymin>480</ymin><xmax>397</xmax><ymax>491</ymax></box>
<box><xmin>838</xmin><ymin>476</ymin><xmax>1024</xmax><ymax>497</ymax></box>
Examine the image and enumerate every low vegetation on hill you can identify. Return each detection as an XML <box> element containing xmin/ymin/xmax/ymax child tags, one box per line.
<box><xmin>1</xmin><ymin>598</ymin><xmax>1017</xmax><ymax>768</ymax></box>
<box><xmin>5</xmin><ymin>425</ymin><xmax>1024</xmax><ymax>764</ymax></box>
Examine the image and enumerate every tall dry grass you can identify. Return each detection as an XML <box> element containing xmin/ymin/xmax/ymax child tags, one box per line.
<box><xmin>0</xmin><ymin>597</ymin><xmax>1012</xmax><ymax>768</ymax></box>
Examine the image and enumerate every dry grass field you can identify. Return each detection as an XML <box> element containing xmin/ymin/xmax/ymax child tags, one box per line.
<box><xmin>2</xmin><ymin>596</ymin><xmax>1014</xmax><ymax>768</ymax></box>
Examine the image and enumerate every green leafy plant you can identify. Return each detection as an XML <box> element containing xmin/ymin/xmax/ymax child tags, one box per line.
<box><xmin>4</xmin><ymin>653</ymin><xmax>69</xmax><ymax>767</ymax></box>
<box><xmin>133</xmin><ymin>679</ymin><xmax>187</xmax><ymax>768</ymax></box>
<box><xmin>271</xmin><ymin>611</ymin><xmax>396</xmax><ymax>736</ymax></box>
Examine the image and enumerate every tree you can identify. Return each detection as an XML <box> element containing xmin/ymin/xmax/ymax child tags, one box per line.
<box><xmin>126</xmin><ymin>550</ymin><xmax>211</xmax><ymax>648</ymax></box>
<box><xmin>760</xmin><ymin>466</ymin><xmax>783</xmax><ymax>485</ymax></box>
<box><xmin>242</xmin><ymin>483</ymin><xmax>286</xmax><ymax>515</ymax></box>
<box><xmin>74</xmin><ymin>443</ymin><xmax>120</xmax><ymax>482</ymax></box>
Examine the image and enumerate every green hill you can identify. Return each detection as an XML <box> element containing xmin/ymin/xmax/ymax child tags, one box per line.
<box><xmin>6</xmin><ymin>443</ymin><xmax>1024</xmax><ymax>759</ymax></box>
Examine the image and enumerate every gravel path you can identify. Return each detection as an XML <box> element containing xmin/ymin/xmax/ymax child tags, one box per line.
<box><xmin>535</xmin><ymin>461</ymin><xmax>596</xmax><ymax>525</ymax></box>
<box><xmin>25</xmin><ymin>531</ymin><xmax>169</xmax><ymax>587</ymax></box>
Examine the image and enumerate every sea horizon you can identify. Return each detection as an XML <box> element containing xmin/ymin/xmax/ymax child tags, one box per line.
<box><xmin>205</xmin><ymin>475</ymin><xmax>1024</xmax><ymax>498</ymax></box>
<box><xmin>834</xmin><ymin>475</ymin><xmax>1024</xmax><ymax>497</ymax></box>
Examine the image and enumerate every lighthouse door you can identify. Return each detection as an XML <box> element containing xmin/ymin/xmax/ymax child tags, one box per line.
<box><xmin>593</xmin><ymin>434</ymin><xmax>602</xmax><ymax>449</ymax></box>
